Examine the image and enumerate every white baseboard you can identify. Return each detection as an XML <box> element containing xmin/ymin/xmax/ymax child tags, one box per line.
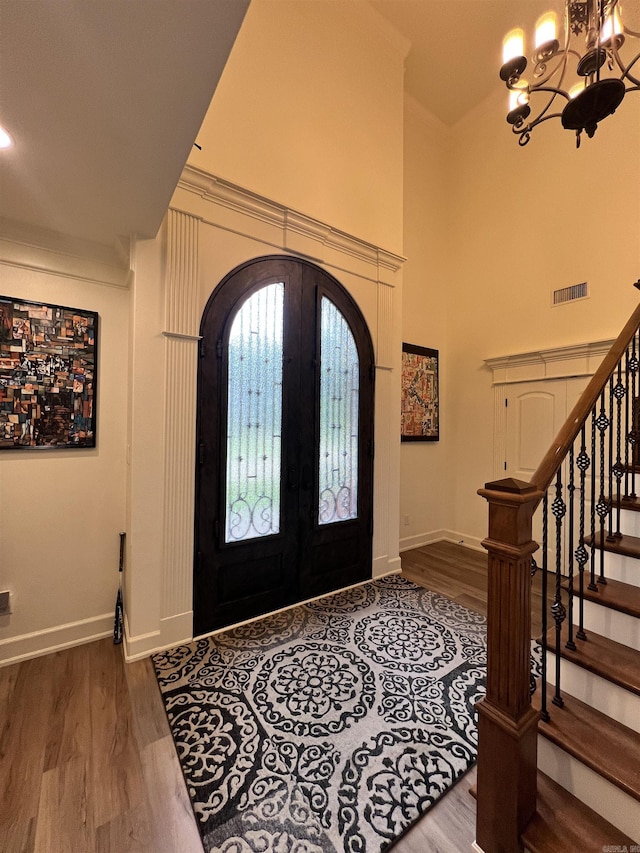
<box><xmin>123</xmin><ymin>610</ymin><xmax>193</xmax><ymax>663</ymax></box>
<box><xmin>0</xmin><ymin>612</ymin><xmax>113</xmax><ymax>668</ymax></box>
<box><xmin>373</xmin><ymin>554</ymin><xmax>402</xmax><ymax>577</ymax></box>
<box><xmin>399</xmin><ymin>529</ymin><xmax>485</xmax><ymax>554</ymax></box>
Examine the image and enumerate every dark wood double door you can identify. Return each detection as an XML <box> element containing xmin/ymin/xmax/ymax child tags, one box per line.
<box><xmin>194</xmin><ymin>256</ymin><xmax>375</xmax><ymax>636</ymax></box>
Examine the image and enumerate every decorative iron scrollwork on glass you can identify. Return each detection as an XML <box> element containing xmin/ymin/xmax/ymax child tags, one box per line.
<box><xmin>318</xmin><ymin>297</ymin><xmax>359</xmax><ymax>526</ymax></box>
<box><xmin>225</xmin><ymin>283</ymin><xmax>284</xmax><ymax>543</ymax></box>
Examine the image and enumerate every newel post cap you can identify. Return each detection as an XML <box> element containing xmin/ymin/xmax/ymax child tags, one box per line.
<box><xmin>483</xmin><ymin>477</ymin><xmax>535</xmax><ymax>493</ymax></box>
<box><xmin>478</xmin><ymin>477</ymin><xmax>543</xmax><ymax>504</ymax></box>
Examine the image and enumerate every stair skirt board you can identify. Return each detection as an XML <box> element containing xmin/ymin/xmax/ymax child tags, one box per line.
<box><xmin>581</xmin><ymin>599</ymin><xmax>640</xmax><ymax>650</ymax></box>
<box><xmin>537</xmin><ymin>737</ymin><xmax>640</xmax><ymax>843</ymax></box>
<box><xmin>544</xmin><ymin>652</ymin><xmax>640</xmax><ymax>734</ymax></box>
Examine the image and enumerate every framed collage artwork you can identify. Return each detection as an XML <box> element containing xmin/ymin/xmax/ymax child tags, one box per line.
<box><xmin>401</xmin><ymin>343</ymin><xmax>439</xmax><ymax>442</ymax></box>
<box><xmin>0</xmin><ymin>295</ymin><xmax>98</xmax><ymax>450</ymax></box>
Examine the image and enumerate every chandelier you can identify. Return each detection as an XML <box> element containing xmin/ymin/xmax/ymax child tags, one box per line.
<box><xmin>500</xmin><ymin>0</ymin><xmax>640</xmax><ymax>146</ymax></box>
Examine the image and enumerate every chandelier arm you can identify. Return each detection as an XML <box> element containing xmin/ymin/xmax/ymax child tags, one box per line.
<box><xmin>621</xmin><ymin>23</ymin><xmax>640</xmax><ymax>39</ymax></box>
<box><xmin>529</xmin><ymin>84</ymin><xmax>572</xmax><ymax>107</ymax></box>
<box><xmin>618</xmin><ymin>51</ymin><xmax>640</xmax><ymax>86</ymax></box>
<box><xmin>512</xmin><ymin>110</ymin><xmax>565</xmax><ymax>145</ymax></box>
<box><xmin>514</xmin><ymin>111</ymin><xmax>564</xmax><ymax>134</ymax></box>
<box><xmin>531</xmin><ymin>49</ymin><xmax>579</xmax><ymax>87</ymax></box>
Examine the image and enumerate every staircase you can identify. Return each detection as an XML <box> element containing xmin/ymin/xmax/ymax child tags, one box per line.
<box><xmin>524</xmin><ymin>505</ymin><xmax>640</xmax><ymax>850</ymax></box>
<box><xmin>476</xmin><ymin>287</ymin><xmax>640</xmax><ymax>853</ymax></box>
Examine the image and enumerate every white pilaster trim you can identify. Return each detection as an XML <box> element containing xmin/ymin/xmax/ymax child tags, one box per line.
<box><xmin>376</xmin><ymin>281</ymin><xmax>395</xmax><ymax>369</ymax></box>
<box><xmin>161</xmin><ymin>210</ymin><xmax>200</xmax><ymax>622</ymax></box>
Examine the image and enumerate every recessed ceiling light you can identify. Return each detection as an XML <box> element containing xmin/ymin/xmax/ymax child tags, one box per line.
<box><xmin>0</xmin><ymin>126</ymin><xmax>14</xmax><ymax>149</ymax></box>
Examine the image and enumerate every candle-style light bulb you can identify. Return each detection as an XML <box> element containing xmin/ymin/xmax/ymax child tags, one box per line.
<box><xmin>568</xmin><ymin>81</ymin><xmax>584</xmax><ymax>99</ymax></box>
<box><xmin>509</xmin><ymin>87</ymin><xmax>529</xmax><ymax>111</ymax></box>
<box><xmin>601</xmin><ymin>5</ymin><xmax>624</xmax><ymax>44</ymax></box>
<box><xmin>503</xmin><ymin>28</ymin><xmax>525</xmax><ymax>64</ymax></box>
<box><xmin>535</xmin><ymin>12</ymin><xmax>557</xmax><ymax>48</ymax></box>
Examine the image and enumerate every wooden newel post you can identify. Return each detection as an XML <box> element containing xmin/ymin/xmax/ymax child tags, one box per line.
<box><xmin>475</xmin><ymin>477</ymin><xmax>544</xmax><ymax>853</ymax></box>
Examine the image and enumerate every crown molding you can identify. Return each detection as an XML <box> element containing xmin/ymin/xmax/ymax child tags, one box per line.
<box><xmin>0</xmin><ymin>217</ymin><xmax>131</xmax><ymax>288</ymax></box>
<box><xmin>176</xmin><ymin>165</ymin><xmax>405</xmax><ymax>277</ymax></box>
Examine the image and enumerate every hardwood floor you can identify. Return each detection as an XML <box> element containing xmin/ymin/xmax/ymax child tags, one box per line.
<box><xmin>402</xmin><ymin>539</ymin><xmax>551</xmax><ymax>634</ymax></box>
<box><xmin>1</xmin><ymin>542</ymin><xmax>487</xmax><ymax>853</ymax></box>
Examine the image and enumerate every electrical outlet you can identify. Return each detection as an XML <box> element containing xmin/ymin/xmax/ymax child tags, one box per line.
<box><xmin>0</xmin><ymin>590</ymin><xmax>11</xmax><ymax>616</ymax></box>
<box><xmin>403</xmin><ymin>515</ymin><xmax>410</xmax><ymax>526</ymax></box>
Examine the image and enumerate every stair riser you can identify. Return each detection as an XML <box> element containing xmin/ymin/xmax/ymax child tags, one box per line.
<box><xmin>537</xmin><ymin>737</ymin><xmax>640</xmax><ymax>843</ymax></box>
<box><xmin>544</xmin><ymin>652</ymin><xmax>640</xmax><ymax>733</ymax></box>
<box><xmin>594</xmin><ymin>551</ymin><xmax>640</xmax><ymax>586</ymax></box>
<box><xmin>619</xmin><ymin>507</ymin><xmax>640</xmax><ymax>538</ymax></box>
<box><xmin>582</xmin><ymin>599</ymin><xmax>640</xmax><ymax>650</ymax></box>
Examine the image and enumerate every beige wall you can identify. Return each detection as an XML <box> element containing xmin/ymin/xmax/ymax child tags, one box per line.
<box><xmin>447</xmin><ymin>88</ymin><xmax>640</xmax><ymax>546</ymax></box>
<box><xmin>188</xmin><ymin>0</ymin><xmax>407</xmax><ymax>256</ymax></box>
<box><xmin>0</xmin><ymin>244</ymin><xmax>129</xmax><ymax>664</ymax></box>
<box><xmin>399</xmin><ymin>97</ymin><xmax>455</xmax><ymax>550</ymax></box>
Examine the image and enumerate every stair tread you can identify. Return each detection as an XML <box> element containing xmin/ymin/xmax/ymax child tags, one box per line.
<box><xmin>532</xmin><ymin>687</ymin><xmax>640</xmax><ymax>801</ymax></box>
<box><xmin>543</xmin><ymin>624</ymin><xmax>640</xmax><ymax>695</ymax></box>
<box><xmin>522</xmin><ymin>771</ymin><xmax>638</xmax><ymax>853</ymax></box>
<box><xmin>587</xmin><ymin>529</ymin><xmax>640</xmax><ymax>559</ymax></box>
<box><xmin>563</xmin><ymin>572</ymin><xmax>640</xmax><ymax>617</ymax></box>
<box><xmin>619</xmin><ymin>495</ymin><xmax>640</xmax><ymax>513</ymax></box>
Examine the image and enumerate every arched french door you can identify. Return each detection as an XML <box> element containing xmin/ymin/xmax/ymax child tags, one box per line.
<box><xmin>194</xmin><ymin>256</ymin><xmax>375</xmax><ymax>635</ymax></box>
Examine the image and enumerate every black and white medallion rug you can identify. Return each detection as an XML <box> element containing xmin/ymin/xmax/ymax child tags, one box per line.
<box><xmin>153</xmin><ymin>575</ymin><xmax>487</xmax><ymax>853</ymax></box>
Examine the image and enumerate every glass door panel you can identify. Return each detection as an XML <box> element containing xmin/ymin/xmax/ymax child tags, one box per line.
<box><xmin>318</xmin><ymin>296</ymin><xmax>359</xmax><ymax>525</ymax></box>
<box><xmin>225</xmin><ymin>282</ymin><xmax>284</xmax><ymax>542</ymax></box>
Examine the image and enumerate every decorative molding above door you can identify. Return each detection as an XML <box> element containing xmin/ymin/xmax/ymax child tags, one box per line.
<box><xmin>485</xmin><ymin>339</ymin><xmax>615</xmax><ymax>386</ymax></box>
<box><xmin>175</xmin><ymin>165</ymin><xmax>406</xmax><ymax>285</ymax></box>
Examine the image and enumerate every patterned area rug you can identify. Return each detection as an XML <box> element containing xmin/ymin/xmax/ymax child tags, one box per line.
<box><xmin>153</xmin><ymin>575</ymin><xmax>487</xmax><ymax>853</ymax></box>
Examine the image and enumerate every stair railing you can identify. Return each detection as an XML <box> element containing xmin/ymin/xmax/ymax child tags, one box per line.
<box><xmin>475</xmin><ymin>282</ymin><xmax>640</xmax><ymax>853</ymax></box>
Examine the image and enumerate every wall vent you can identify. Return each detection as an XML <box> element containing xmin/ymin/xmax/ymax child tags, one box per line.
<box><xmin>552</xmin><ymin>282</ymin><xmax>589</xmax><ymax>306</ymax></box>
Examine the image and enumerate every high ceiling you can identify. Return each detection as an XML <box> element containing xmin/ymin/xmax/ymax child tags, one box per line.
<box><xmin>372</xmin><ymin>0</ymin><xmax>562</xmax><ymax>126</ymax></box>
<box><xmin>0</xmin><ymin>0</ymin><xmax>563</xmax><ymax>249</ymax></box>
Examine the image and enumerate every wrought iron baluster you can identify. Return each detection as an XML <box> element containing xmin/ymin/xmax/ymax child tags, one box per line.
<box><xmin>613</xmin><ymin>363</ymin><xmax>625</xmax><ymax>538</ymax></box>
<box><xmin>625</xmin><ymin>346</ymin><xmax>631</xmax><ymax>499</ymax></box>
<box><xmin>541</xmin><ymin>492</ymin><xmax>550</xmax><ymax>722</ymax></box>
<box><xmin>551</xmin><ymin>470</ymin><xmax>566</xmax><ymax>708</ymax></box>
<box><xmin>566</xmin><ymin>447</ymin><xmax>576</xmax><ymax>651</ymax></box>
<box><xmin>589</xmin><ymin>407</ymin><xmax>598</xmax><ymax>592</ymax></box>
<box><xmin>596</xmin><ymin>390</ymin><xmax>610</xmax><ymax>585</ymax></box>
<box><xmin>606</xmin><ymin>377</ymin><xmax>615</xmax><ymax>543</ymax></box>
<box><xmin>576</xmin><ymin>425</ymin><xmax>589</xmax><ymax>641</ymax></box>
<box><xmin>630</xmin><ymin>331</ymin><xmax>639</xmax><ymax>500</ymax></box>
<box><xmin>530</xmin><ymin>554</ymin><xmax>538</xmax><ymax>699</ymax></box>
